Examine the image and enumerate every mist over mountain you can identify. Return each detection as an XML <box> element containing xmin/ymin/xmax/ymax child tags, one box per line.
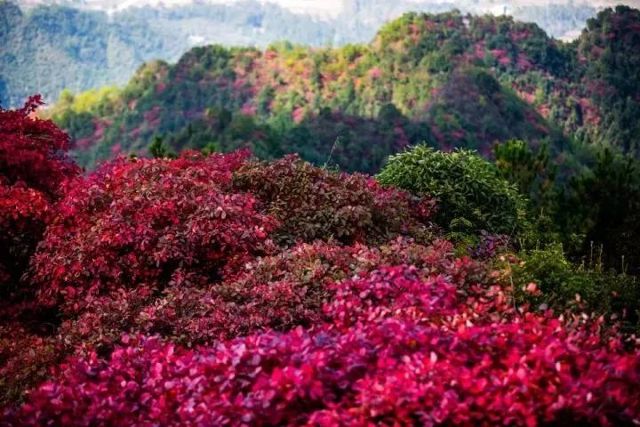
<box><xmin>2</xmin><ymin>0</ymin><xmax>637</xmax><ymax>106</ymax></box>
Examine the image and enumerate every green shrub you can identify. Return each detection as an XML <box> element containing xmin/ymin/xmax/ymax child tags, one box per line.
<box><xmin>148</xmin><ymin>135</ymin><xmax>175</xmax><ymax>159</ymax></box>
<box><xmin>511</xmin><ymin>244</ymin><xmax>640</xmax><ymax>332</ymax></box>
<box><xmin>377</xmin><ymin>146</ymin><xmax>529</xmax><ymax>237</ymax></box>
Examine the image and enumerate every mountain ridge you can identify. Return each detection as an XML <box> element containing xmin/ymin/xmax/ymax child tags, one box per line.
<box><xmin>2</xmin><ymin>0</ymin><xmax>637</xmax><ymax>106</ymax></box>
<box><xmin>48</xmin><ymin>7</ymin><xmax>640</xmax><ymax>172</ymax></box>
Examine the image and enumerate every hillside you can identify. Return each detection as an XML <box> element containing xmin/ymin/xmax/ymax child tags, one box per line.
<box><xmin>0</xmin><ymin>0</ymin><xmax>334</xmax><ymax>106</ymax></box>
<box><xmin>0</xmin><ymin>1</ymin><xmax>174</xmax><ymax>107</ymax></box>
<box><xmin>50</xmin><ymin>7</ymin><xmax>640</xmax><ymax>172</ymax></box>
<box><xmin>2</xmin><ymin>0</ymin><xmax>633</xmax><ymax>107</ymax></box>
<box><xmin>2</xmin><ymin>102</ymin><xmax>640</xmax><ymax>422</ymax></box>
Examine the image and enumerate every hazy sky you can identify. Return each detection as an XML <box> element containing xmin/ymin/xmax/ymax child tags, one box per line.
<box><xmin>17</xmin><ymin>0</ymin><xmax>640</xmax><ymax>15</ymax></box>
<box><xmin>269</xmin><ymin>0</ymin><xmax>640</xmax><ymax>14</ymax></box>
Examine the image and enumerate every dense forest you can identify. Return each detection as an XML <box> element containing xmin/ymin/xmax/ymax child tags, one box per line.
<box><xmin>1</xmin><ymin>0</ymin><xmax>606</xmax><ymax>106</ymax></box>
<box><xmin>50</xmin><ymin>7</ymin><xmax>640</xmax><ymax>168</ymax></box>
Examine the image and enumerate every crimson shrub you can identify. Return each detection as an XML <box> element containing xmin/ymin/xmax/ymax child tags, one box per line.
<box><xmin>0</xmin><ymin>95</ymin><xmax>79</xmax><ymax>293</ymax></box>
<box><xmin>5</xmin><ymin>265</ymin><xmax>639</xmax><ymax>426</ymax></box>
<box><xmin>0</xmin><ymin>324</ymin><xmax>62</xmax><ymax>407</ymax></box>
<box><xmin>233</xmin><ymin>155</ymin><xmax>435</xmax><ymax>245</ymax></box>
<box><xmin>55</xmin><ymin>238</ymin><xmax>471</xmax><ymax>350</ymax></box>
<box><xmin>0</xmin><ymin>95</ymin><xmax>78</xmax><ymax>199</ymax></box>
<box><xmin>30</xmin><ymin>151</ymin><xmax>276</xmax><ymax>314</ymax></box>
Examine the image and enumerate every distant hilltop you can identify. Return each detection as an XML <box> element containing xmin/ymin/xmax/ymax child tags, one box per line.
<box><xmin>2</xmin><ymin>0</ymin><xmax>640</xmax><ymax>106</ymax></box>
<box><xmin>14</xmin><ymin>0</ymin><xmax>640</xmax><ymax>21</ymax></box>
<box><xmin>45</xmin><ymin>7</ymin><xmax>640</xmax><ymax>172</ymax></box>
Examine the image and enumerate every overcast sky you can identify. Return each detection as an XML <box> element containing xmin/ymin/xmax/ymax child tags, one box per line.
<box><xmin>16</xmin><ymin>0</ymin><xmax>640</xmax><ymax>15</ymax></box>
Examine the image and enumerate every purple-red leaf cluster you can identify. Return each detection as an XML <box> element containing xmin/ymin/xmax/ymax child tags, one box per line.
<box><xmin>5</xmin><ymin>265</ymin><xmax>640</xmax><ymax>426</ymax></box>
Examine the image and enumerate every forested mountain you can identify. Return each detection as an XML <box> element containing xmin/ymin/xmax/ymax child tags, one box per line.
<box><xmin>1</xmin><ymin>0</ymin><xmax>633</xmax><ymax>106</ymax></box>
<box><xmin>1</xmin><ymin>0</ymin><xmax>343</xmax><ymax>106</ymax></box>
<box><xmin>50</xmin><ymin>6</ymin><xmax>640</xmax><ymax>172</ymax></box>
<box><xmin>0</xmin><ymin>1</ymin><xmax>170</xmax><ymax>106</ymax></box>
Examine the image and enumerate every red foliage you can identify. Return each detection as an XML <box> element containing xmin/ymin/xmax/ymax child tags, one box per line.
<box><xmin>0</xmin><ymin>96</ymin><xmax>79</xmax><ymax>294</ymax></box>
<box><xmin>30</xmin><ymin>151</ymin><xmax>276</xmax><ymax>314</ymax></box>
<box><xmin>0</xmin><ymin>95</ymin><xmax>79</xmax><ymax>198</ymax></box>
<box><xmin>0</xmin><ymin>185</ymin><xmax>49</xmax><ymax>285</ymax></box>
<box><xmin>0</xmin><ymin>323</ymin><xmax>62</xmax><ymax>407</ymax></box>
<box><xmin>54</xmin><ymin>238</ymin><xmax>470</xmax><ymax>350</ymax></box>
<box><xmin>5</xmin><ymin>264</ymin><xmax>639</xmax><ymax>426</ymax></box>
<box><xmin>233</xmin><ymin>155</ymin><xmax>435</xmax><ymax>245</ymax></box>
<box><xmin>0</xmin><ymin>122</ymin><xmax>638</xmax><ymax>424</ymax></box>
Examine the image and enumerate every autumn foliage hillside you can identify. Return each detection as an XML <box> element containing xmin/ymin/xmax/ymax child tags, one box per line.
<box><xmin>1</xmin><ymin>94</ymin><xmax>640</xmax><ymax>425</ymax></box>
<box><xmin>50</xmin><ymin>7</ymin><xmax>640</xmax><ymax>172</ymax></box>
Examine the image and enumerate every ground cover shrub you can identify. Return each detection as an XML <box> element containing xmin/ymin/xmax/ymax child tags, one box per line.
<box><xmin>4</xmin><ymin>264</ymin><xmax>639</xmax><ymax>426</ymax></box>
<box><xmin>508</xmin><ymin>244</ymin><xmax>640</xmax><ymax>332</ymax></box>
<box><xmin>377</xmin><ymin>146</ymin><xmax>529</xmax><ymax>238</ymax></box>
<box><xmin>233</xmin><ymin>155</ymin><xmax>435</xmax><ymax>245</ymax></box>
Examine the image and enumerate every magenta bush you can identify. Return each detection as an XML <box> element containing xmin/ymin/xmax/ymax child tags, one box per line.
<box><xmin>5</xmin><ymin>265</ymin><xmax>640</xmax><ymax>426</ymax></box>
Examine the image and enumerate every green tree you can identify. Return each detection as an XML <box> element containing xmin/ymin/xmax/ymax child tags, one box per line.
<box><xmin>377</xmin><ymin>146</ymin><xmax>529</xmax><ymax>237</ymax></box>
<box><xmin>148</xmin><ymin>135</ymin><xmax>175</xmax><ymax>159</ymax></box>
<box><xmin>564</xmin><ymin>148</ymin><xmax>640</xmax><ymax>273</ymax></box>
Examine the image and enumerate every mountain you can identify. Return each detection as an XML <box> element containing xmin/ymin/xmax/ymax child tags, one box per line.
<box><xmin>46</xmin><ymin>7</ymin><xmax>640</xmax><ymax>172</ymax></box>
<box><xmin>0</xmin><ymin>0</ymin><xmax>334</xmax><ymax>107</ymax></box>
<box><xmin>0</xmin><ymin>1</ymin><xmax>172</xmax><ymax>107</ymax></box>
<box><xmin>3</xmin><ymin>0</ymin><xmax>639</xmax><ymax>107</ymax></box>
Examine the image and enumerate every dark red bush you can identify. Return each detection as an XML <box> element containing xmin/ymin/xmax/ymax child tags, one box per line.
<box><xmin>0</xmin><ymin>323</ymin><xmax>62</xmax><ymax>407</ymax></box>
<box><xmin>0</xmin><ymin>96</ymin><xmax>79</xmax><ymax>294</ymax></box>
<box><xmin>0</xmin><ymin>185</ymin><xmax>49</xmax><ymax>288</ymax></box>
<box><xmin>54</xmin><ymin>238</ymin><xmax>481</xmax><ymax>351</ymax></box>
<box><xmin>0</xmin><ymin>95</ymin><xmax>79</xmax><ymax>199</ymax></box>
<box><xmin>0</xmin><ymin>97</ymin><xmax>80</xmax><ymax>405</ymax></box>
<box><xmin>30</xmin><ymin>151</ymin><xmax>276</xmax><ymax>314</ymax></box>
<box><xmin>233</xmin><ymin>155</ymin><xmax>435</xmax><ymax>245</ymax></box>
